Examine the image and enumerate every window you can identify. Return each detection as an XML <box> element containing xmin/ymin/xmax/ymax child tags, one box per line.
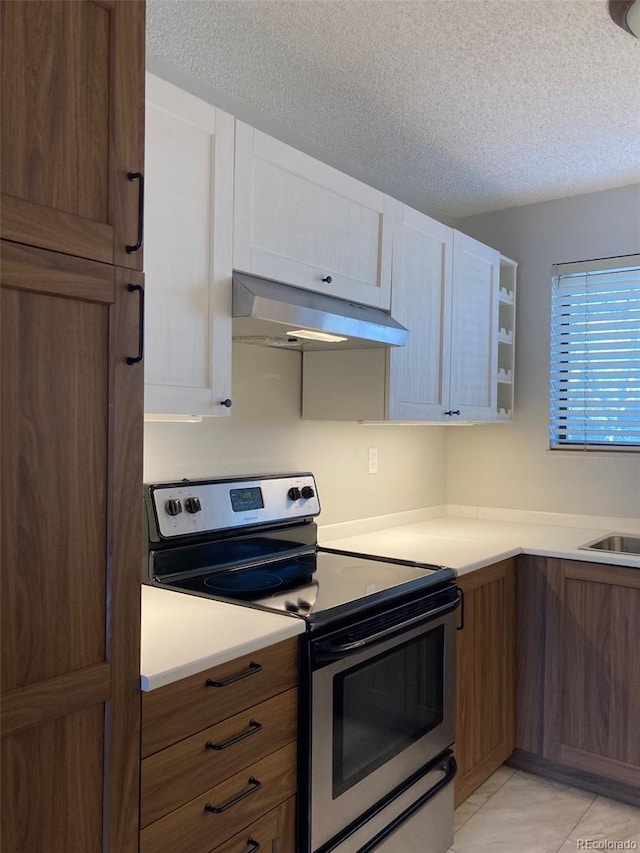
<box><xmin>550</xmin><ymin>255</ymin><xmax>640</xmax><ymax>451</ymax></box>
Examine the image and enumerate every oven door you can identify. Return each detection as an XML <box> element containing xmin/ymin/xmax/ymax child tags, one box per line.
<box><xmin>310</xmin><ymin>592</ymin><xmax>457</xmax><ymax>852</ymax></box>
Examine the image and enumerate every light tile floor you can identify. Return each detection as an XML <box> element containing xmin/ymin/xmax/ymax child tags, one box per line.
<box><xmin>448</xmin><ymin>765</ymin><xmax>640</xmax><ymax>853</ymax></box>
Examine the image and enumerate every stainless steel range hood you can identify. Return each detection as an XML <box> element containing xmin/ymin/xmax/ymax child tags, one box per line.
<box><xmin>232</xmin><ymin>272</ymin><xmax>408</xmax><ymax>350</ymax></box>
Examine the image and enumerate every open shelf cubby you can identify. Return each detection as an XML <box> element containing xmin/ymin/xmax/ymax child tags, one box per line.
<box><xmin>496</xmin><ymin>256</ymin><xmax>517</xmax><ymax>420</ymax></box>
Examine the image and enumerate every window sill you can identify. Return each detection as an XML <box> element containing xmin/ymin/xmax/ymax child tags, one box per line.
<box><xmin>546</xmin><ymin>447</ymin><xmax>640</xmax><ymax>457</ymax></box>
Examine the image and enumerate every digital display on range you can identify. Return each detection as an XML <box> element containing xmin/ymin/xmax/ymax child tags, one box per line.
<box><xmin>230</xmin><ymin>486</ymin><xmax>264</xmax><ymax>513</ymax></box>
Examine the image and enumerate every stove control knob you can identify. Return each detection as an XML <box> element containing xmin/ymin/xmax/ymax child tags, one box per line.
<box><xmin>301</xmin><ymin>486</ymin><xmax>315</xmax><ymax>500</ymax></box>
<box><xmin>165</xmin><ymin>498</ymin><xmax>182</xmax><ymax>517</ymax></box>
<box><xmin>288</xmin><ymin>487</ymin><xmax>301</xmax><ymax>501</ymax></box>
<box><xmin>185</xmin><ymin>496</ymin><xmax>202</xmax><ymax>514</ymax></box>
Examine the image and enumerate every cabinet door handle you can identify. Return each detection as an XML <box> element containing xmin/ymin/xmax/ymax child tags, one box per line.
<box><xmin>456</xmin><ymin>585</ymin><xmax>465</xmax><ymax>631</ymax></box>
<box><xmin>125</xmin><ymin>171</ymin><xmax>144</xmax><ymax>253</ymax></box>
<box><xmin>205</xmin><ymin>661</ymin><xmax>262</xmax><ymax>688</ymax></box>
<box><xmin>126</xmin><ymin>284</ymin><xmax>144</xmax><ymax>365</ymax></box>
<box><xmin>242</xmin><ymin>840</ymin><xmax>260</xmax><ymax>852</ymax></box>
<box><xmin>444</xmin><ymin>409</ymin><xmax>461</xmax><ymax>416</ymax></box>
<box><xmin>321</xmin><ymin>275</ymin><xmax>332</xmax><ymax>284</ymax></box>
<box><xmin>220</xmin><ymin>398</ymin><xmax>233</xmax><ymax>408</ymax></box>
<box><xmin>204</xmin><ymin>777</ymin><xmax>261</xmax><ymax>814</ymax></box>
<box><xmin>206</xmin><ymin>719</ymin><xmax>262</xmax><ymax>751</ymax></box>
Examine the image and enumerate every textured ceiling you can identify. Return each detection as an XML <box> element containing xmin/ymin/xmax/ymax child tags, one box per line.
<box><xmin>147</xmin><ymin>0</ymin><xmax>640</xmax><ymax>218</ymax></box>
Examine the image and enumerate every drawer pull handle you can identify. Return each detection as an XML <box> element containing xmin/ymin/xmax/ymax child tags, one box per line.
<box><xmin>243</xmin><ymin>840</ymin><xmax>260</xmax><ymax>853</ymax></box>
<box><xmin>206</xmin><ymin>719</ymin><xmax>262</xmax><ymax>751</ymax></box>
<box><xmin>204</xmin><ymin>777</ymin><xmax>262</xmax><ymax>814</ymax></box>
<box><xmin>206</xmin><ymin>661</ymin><xmax>262</xmax><ymax>688</ymax></box>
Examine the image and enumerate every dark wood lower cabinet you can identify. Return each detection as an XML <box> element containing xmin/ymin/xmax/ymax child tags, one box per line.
<box><xmin>514</xmin><ymin>556</ymin><xmax>640</xmax><ymax>806</ymax></box>
<box><xmin>140</xmin><ymin>744</ymin><xmax>297</xmax><ymax>853</ymax></box>
<box><xmin>140</xmin><ymin>640</ymin><xmax>298</xmax><ymax>853</ymax></box>
<box><xmin>454</xmin><ymin>559</ymin><xmax>516</xmax><ymax>806</ymax></box>
<box><xmin>210</xmin><ymin>797</ymin><xmax>296</xmax><ymax>853</ymax></box>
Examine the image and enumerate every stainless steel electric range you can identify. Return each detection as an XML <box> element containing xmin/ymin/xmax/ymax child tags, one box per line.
<box><xmin>143</xmin><ymin>473</ymin><xmax>460</xmax><ymax>853</ymax></box>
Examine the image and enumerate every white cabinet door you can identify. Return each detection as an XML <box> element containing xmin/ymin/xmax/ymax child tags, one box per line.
<box><xmin>448</xmin><ymin>231</ymin><xmax>500</xmax><ymax>421</ymax></box>
<box><xmin>144</xmin><ymin>74</ymin><xmax>234</xmax><ymax>418</ymax></box>
<box><xmin>301</xmin><ymin>219</ymin><xmax>504</xmax><ymax>424</ymax></box>
<box><xmin>234</xmin><ymin>122</ymin><xmax>394</xmax><ymax>309</ymax></box>
<box><xmin>387</xmin><ymin>206</ymin><xmax>453</xmax><ymax>420</ymax></box>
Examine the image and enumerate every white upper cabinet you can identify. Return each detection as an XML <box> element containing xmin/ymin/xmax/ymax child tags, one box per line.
<box><xmin>144</xmin><ymin>74</ymin><xmax>235</xmax><ymax>418</ymax></box>
<box><xmin>141</xmin><ymin>76</ymin><xmax>512</xmax><ymax>424</ymax></box>
<box><xmin>302</xmin><ymin>219</ymin><xmax>505</xmax><ymax>424</ymax></box>
<box><xmin>387</xmin><ymin>206</ymin><xmax>453</xmax><ymax>420</ymax></box>
<box><xmin>447</xmin><ymin>231</ymin><xmax>500</xmax><ymax>421</ymax></box>
<box><xmin>233</xmin><ymin>122</ymin><xmax>395</xmax><ymax>309</ymax></box>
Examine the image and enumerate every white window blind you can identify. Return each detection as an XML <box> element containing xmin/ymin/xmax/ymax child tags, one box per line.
<box><xmin>550</xmin><ymin>256</ymin><xmax>640</xmax><ymax>450</ymax></box>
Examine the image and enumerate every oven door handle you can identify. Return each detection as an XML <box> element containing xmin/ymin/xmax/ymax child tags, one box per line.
<box><xmin>314</xmin><ymin>599</ymin><xmax>458</xmax><ymax>659</ymax></box>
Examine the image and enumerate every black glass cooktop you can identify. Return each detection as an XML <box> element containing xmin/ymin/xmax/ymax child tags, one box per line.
<box><xmin>158</xmin><ymin>548</ymin><xmax>453</xmax><ymax>625</ymax></box>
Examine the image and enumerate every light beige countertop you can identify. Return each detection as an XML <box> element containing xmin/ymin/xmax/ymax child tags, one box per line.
<box><xmin>319</xmin><ymin>509</ymin><xmax>640</xmax><ymax>576</ymax></box>
<box><xmin>140</xmin><ymin>586</ymin><xmax>305</xmax><ymax>691</ymax></box>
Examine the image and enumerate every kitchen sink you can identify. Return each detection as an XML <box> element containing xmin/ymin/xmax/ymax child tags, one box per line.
<box><xmin>578</xmin><ymin>534</ymin><xmax>640</xmax><ymax>556</ymax></box>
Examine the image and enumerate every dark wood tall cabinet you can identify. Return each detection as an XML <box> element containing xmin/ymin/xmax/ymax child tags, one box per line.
<box><xmin>1</xmin><ymin>0</ymin><xmax>145</xmax><ymax>268</ymax></box>
<box><xmin>1</xmin><ymin>2</ymin><xmax>145</xmax><ymax>850</ymax></box>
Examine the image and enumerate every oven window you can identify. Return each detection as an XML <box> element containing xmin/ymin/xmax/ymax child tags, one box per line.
<box><xmin>332</xmin><ymin>626</ymin><xmax>444</xmax><ymax>798</ymax></box>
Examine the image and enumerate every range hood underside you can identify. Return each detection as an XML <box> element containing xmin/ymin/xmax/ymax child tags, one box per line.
<box><xmin>232</xmin><ymin>317</ymin><xmax>398</xmax><ymax>351</ymax></box>
<box><xmin>231</xmin><ymin>272</ymin><xmax>408</xmax><ymax>351</ymax></box>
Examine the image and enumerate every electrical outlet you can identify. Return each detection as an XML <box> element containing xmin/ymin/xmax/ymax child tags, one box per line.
<box><xmin>368</xmin><ymin>447</ymin><xmax>378</xmax><ymax>475</ymax></box>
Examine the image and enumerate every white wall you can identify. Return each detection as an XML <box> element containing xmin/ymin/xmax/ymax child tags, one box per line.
<box><xmin>144</xmin><ymin>343</ymin><xmax>448</xmax><ymax>525</ymax></box>
<box><xmin>448</xmin><ymin>184</ymin><xmax>640</xmax><ymax>518</ymax></box>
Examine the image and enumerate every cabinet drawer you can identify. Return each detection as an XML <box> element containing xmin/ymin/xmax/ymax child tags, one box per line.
<box><xmin>141</xmin><ymin>688</ymin><xmax>297</xmax><ymax>827</ymax></box>
<box><xmin>140</xmin><ymin>742</ymin><xmax>297</xmax><ymax>853</ymax></box>
<box><xmin>210</xmin><ymin>796</ymin><xmax>295</xmax><ymax>853</ymax></box>
<box><xmin>142</xmin><ymin>638</ymin><xmax>298</xmax><ymax>757</ymax></box>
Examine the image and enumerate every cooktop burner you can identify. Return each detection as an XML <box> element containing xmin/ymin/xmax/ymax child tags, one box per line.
<box><xmin>176</xmin><ymin>552</ymin><xmax>316</xmax><ymax>601</ymax></box>
<box><xmin>203</xmin><ymin>569</ymin><xmax>285</xmax><ymax>596</ymax></box>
